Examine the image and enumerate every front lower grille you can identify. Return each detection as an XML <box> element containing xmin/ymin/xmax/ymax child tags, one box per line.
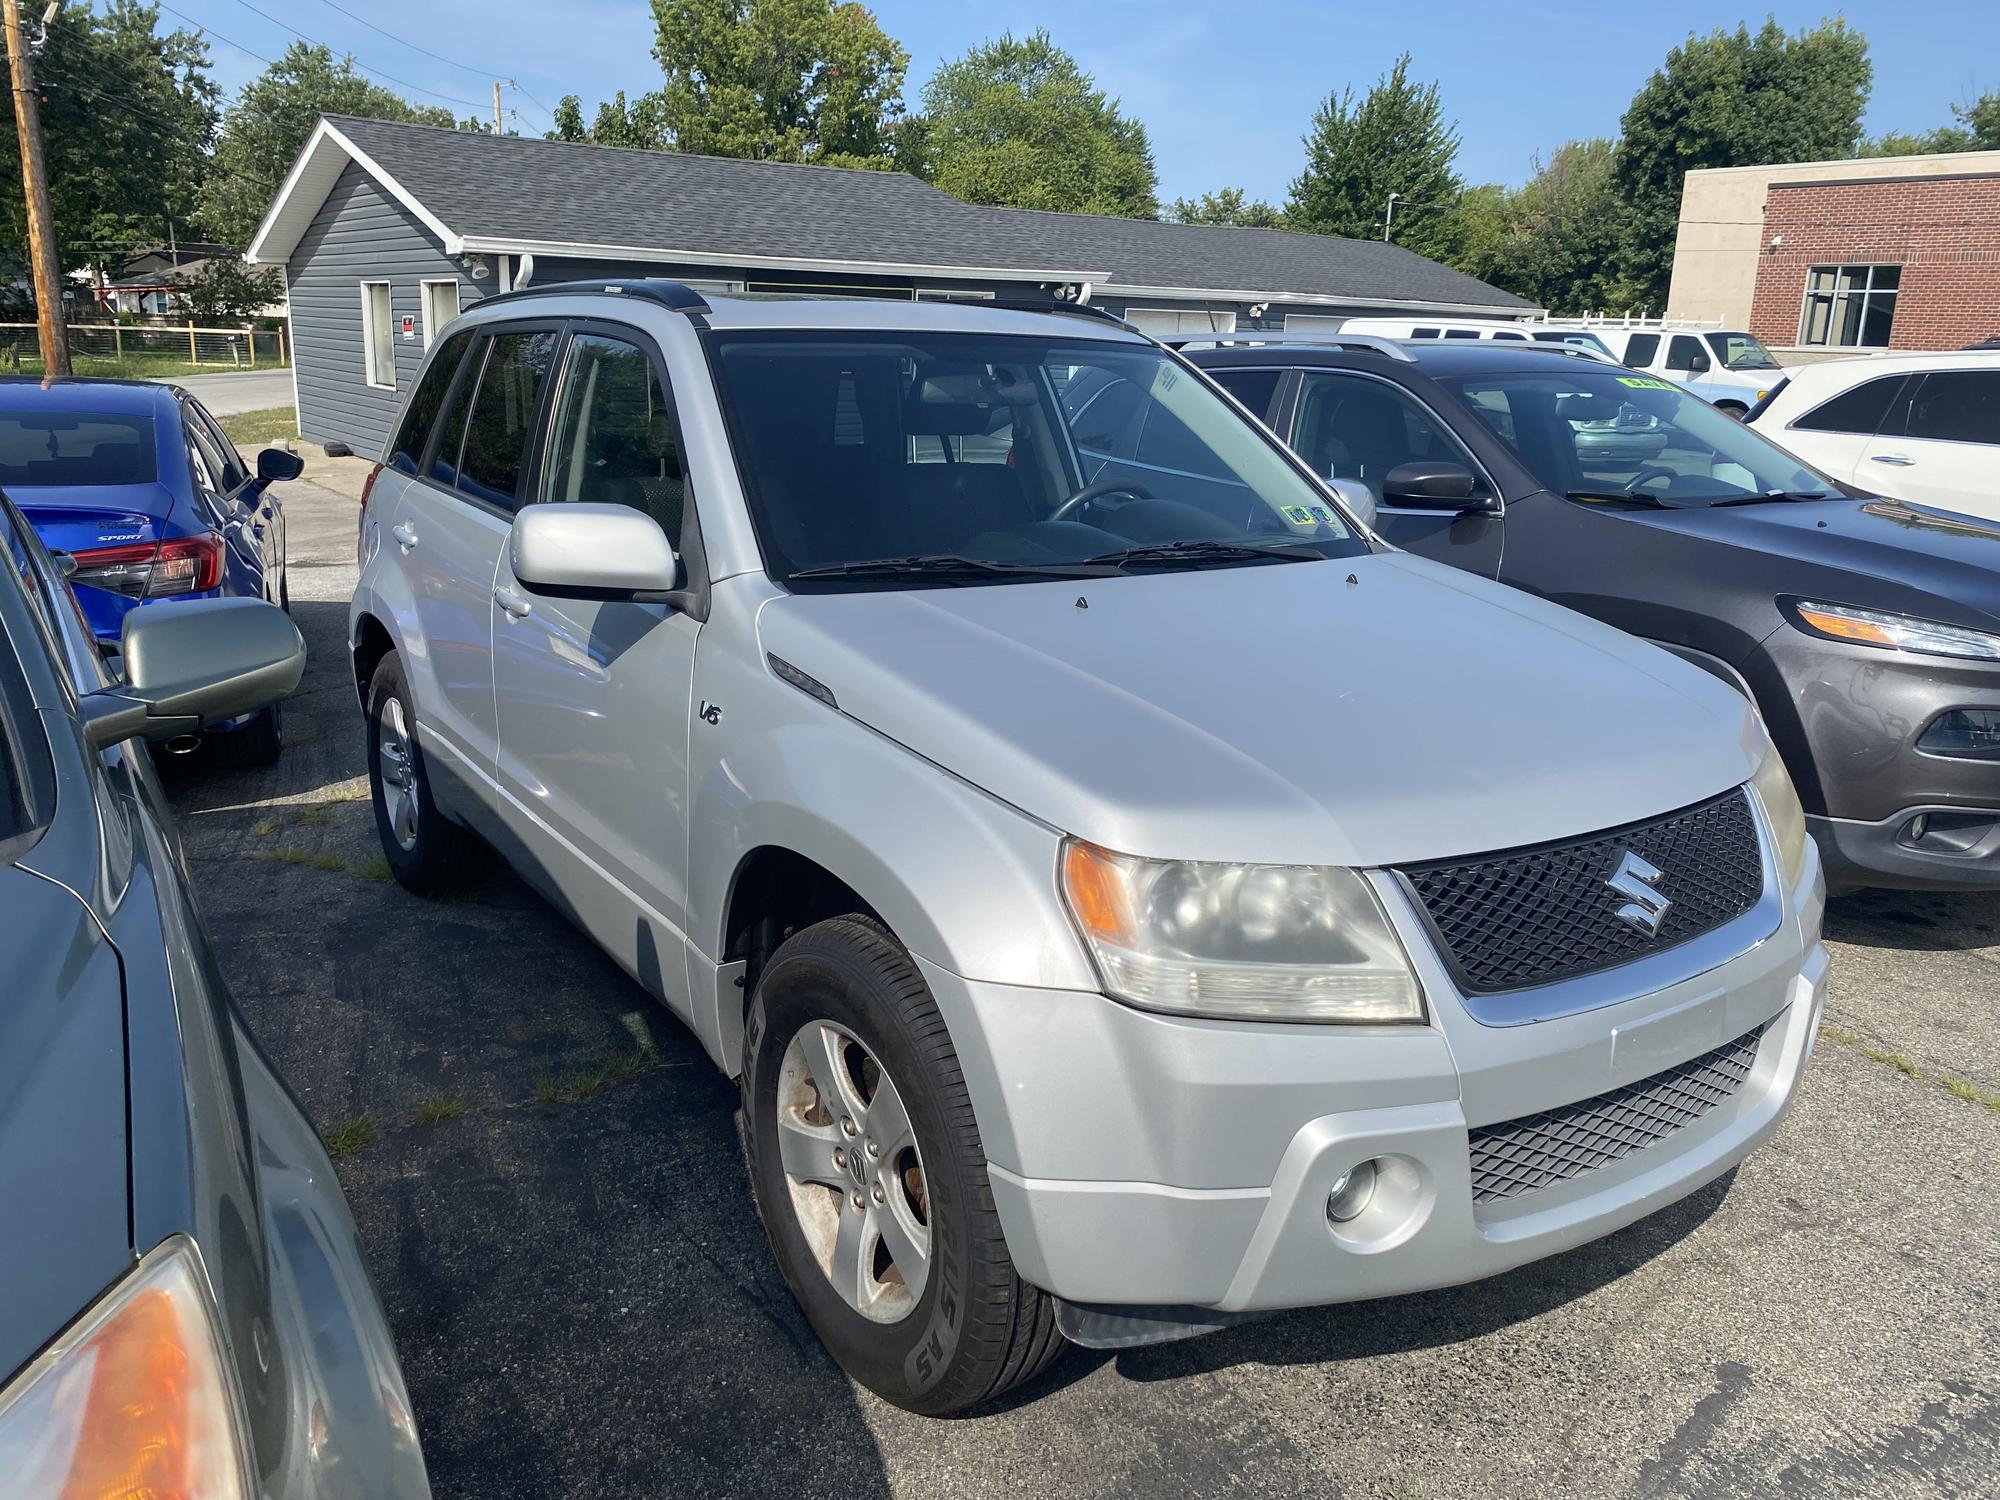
<box><xmin>1396</xmin><ymin>790</ymin><xmax>1764</xmax><ymax>995</ymax></box>
<box><xmin>1467</xmin><ymin>1022</ymin><xmax>1768</xmax><ymax>1204</ymax></box>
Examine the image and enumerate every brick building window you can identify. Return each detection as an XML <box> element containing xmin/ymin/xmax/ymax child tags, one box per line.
<box><xmin>1799</xmin><ymin>264</ymin><xmax>1899</xmax><ymax>348</ymax></box>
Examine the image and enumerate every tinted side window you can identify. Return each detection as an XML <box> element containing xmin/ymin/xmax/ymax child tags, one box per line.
<box><xmin>429</xmin><ymin>338</ymin><xmax>485</xmax><ymax>487</ymax></box>
<box><xmin>1906</xmin><ymin>371</ymin><xmax>2000</xmax><ymax>446</ymax></box>
<box><xmin>456</xmin><ymin>330</ymin><xmax>560</xmax><ymax>508</ymax></box>
<box><xmin>391</xmin><ymin>328</ymin><xmax>473</xmax><ymax>474</ymax></box>
<box><xmin>1666</xmin><ymin>335</ymin><xmax>1706</xmax><ymax>371</ymax></box>
<box><xmin>1292</xmin><ymin>373</ymin><xmax>1480</xmax><ymax>501</ymax></box>
<box><xmin>1623</xmin><ymin>333</ymin><xmax>1660</xmax><ymax>368</ymax></box>
<box><xmin>1792</xmin><ymin>374</ymin><xmax>1907</xmax><ymax>435</ymax></box>
<box><xmin>1134</xmin><ymin>401</ymin><xmax>1227</xmax><ymax>478</ymax></box>
<box><xmin>539</xmin><ymin>334</ymin><xmax>688</xmax><ymax>547</ymax></box>
<box><xmin>1069</xmin><ymin>376</ymin><xmax>1145</xmax><ymax>458</ymax></box>
<box><xmin>1208</xmin><ymin>368</ymin><xmax>1282</xmax><ymax>422</ymax></box>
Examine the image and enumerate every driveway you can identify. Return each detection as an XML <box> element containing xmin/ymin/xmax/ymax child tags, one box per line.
<box><xmin>156</xmin><ymin>367</ymin><xmax>294</xmax><ymax>415</ymax></box>
<box><xmin>162</xmin><ymin>471</ymin><xmax>2000</xmax><ymax>1499</ymax></box>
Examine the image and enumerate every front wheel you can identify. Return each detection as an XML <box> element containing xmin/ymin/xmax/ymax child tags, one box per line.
<box><xmin>742</xmin><ymin>916</ymin><xmax>1063</xmax><ymax>1414</ymax></box>
<box><xmin>365</xmin><ymin>649</ymin><xmax>484</xmax><ymax>895</ymax></box>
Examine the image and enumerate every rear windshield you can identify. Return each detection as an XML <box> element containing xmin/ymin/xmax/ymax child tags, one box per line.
<box><xmin>0</xmin><ymin>413</ymin><xmax>157</xmax><ymax>486</ymax></box>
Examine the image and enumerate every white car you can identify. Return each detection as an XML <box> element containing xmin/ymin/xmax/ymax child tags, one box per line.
<box><xmin>1587</xmin><ymin>328</ymin><xmax>1786</xmax><ymax>415</ymax></box>
<box><xmin>1750</xmin><ymin>351</ymin><xmax>2000</xmax><ymax>522</ymax></box>
<box><xmin>1331</xmin><ymin>316</ymin><xmax>1619</xmax><ymax>360</ymax></box>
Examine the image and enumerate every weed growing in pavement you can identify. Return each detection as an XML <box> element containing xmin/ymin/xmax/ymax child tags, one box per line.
<box><xmin>532</xmin><ymin>1048</ymin><xmax>664</xmax><ymax>1104</ymax></box>
<box><xmin>357</xmin><ymin>854</ymin><xmax>395</xmax><ymax>882</ymax></box>
<box><xmin>1862</xmin><ymin>1045</ymin><xmax>1921</xmax><ymax>1077</ymax></box>
<box><xmin>249</xmin><ymin>817</ymin><xmax>279</xmax><ymax>838</ymax></box>
<box><xmin>292</xmin><ymin>806</ymin><xmax>335</xmax><ymax>826</ymax></box>
<box><xmin>533</xmin><ymin>1075</ymin><xmax>562</xmax><ymax>1104</ymax></box>
<box><xmin>253</xmin><ymin>847</ymin><xmax>312</xmax><ymax>865</ymax></box>
<box><xmin>1819</xmin><ymin>1022</ymin><xmax>1861</xmax><ymax>1048</ymax></box>
<box><xmin>322</xmin><ymin>783</ymin><xmax>373</xmax><ymax>802</ymax></box>
<box><xmin>322</xmin><ymin>1112</ymin><xmax>379</xmax><ymax>1158</ymax></box>
<box><xmin>1818</xmin><ymin>1020</ymin><xmax>1997</xmax><ymax>1110</ymax></box>
<box><xmin>415</xmin><ymin>1092</ymin><xmax>468</xmax><ymax>1124</ymax></box>
<box><xmin>1944</xmin><ymin>1077</ymin><xmax>2000</xmax><ymax>1111</ymax></box>
<box><xmin>311</xmin><ymin>852</ymin><xmax>346</xmax><ymax>872</ymax></box>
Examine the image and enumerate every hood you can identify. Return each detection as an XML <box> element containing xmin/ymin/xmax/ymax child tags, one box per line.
<box><xmin>0</xmin><ymin>865</ymin><xmax>133</xmax><ymax>1382</ymax></box>
<box><xmin>11</xmin><ymin>482</ymin><xmax>178</xmax><ymax>556</ymax></box>
<box><xmin>1607</xmin><ymin>496</ymin><xmax>2000</xmax><ymax>630</ymax></box>
<box><xmin>757</xmin><ymin>553</ymin><xmax>1763</xmax><ymax>868</ymax></box>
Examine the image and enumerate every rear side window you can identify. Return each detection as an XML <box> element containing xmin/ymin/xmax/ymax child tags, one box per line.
<box><xmin>1208</xmin><ymin>368</ymin><xmax>1282</xmax><ymax>421</ymax></box>
<box><xmin>539</xmin><ymin>333</ymin><xmax>689</xmax><ymax>548</ymax></box>
<box><xmin>1292</xmin><ymin>372</ymin><xmax>1482</xmax><ymax>501</ymax></box>
<box><xmin>1792</xmin><ymin>374</ymin><xmax>1907</xmax><ymax>435</ymax></box>
<box><xmin>1906</xmin><ymin>371</ymin><xmax>2000</xmax><ymax>446</ymax></box>
<box><xmin>0</xmin><ymin>413</ymin><xmax>157</xmax><ymax>486</ymax></box>
<box><xmin>456</xmin><ymin>330</ymin><xmax>560</xmax><ymax>508</ymax></box>
<box><xmin>391</xmin><ymin>329</ymin><xmax>473</xmax><ymax>474</ymax></box>
<box><xmin>1623</xmin><ymin>333</ymin><xmax>1660</xmax><ymax>368</ymax></box>
<box><xmin>1665</xmin><ymin>335</ymin><xmax>1706</xmax><ymax>371</ymax></box>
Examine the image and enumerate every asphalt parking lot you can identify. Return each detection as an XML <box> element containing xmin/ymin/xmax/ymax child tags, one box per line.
<box><xmin>163</xmin><ymin>465</ymin><xmax>2000</xmax><ymax>1499</ymax></box>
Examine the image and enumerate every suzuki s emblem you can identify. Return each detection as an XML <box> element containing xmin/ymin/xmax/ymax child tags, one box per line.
<box><xmin>1606</xmin><ymin>850</ymin><xmax>1672</xmax><ymax>937</ymax></box>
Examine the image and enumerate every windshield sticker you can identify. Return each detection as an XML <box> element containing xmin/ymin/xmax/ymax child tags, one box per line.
<box><xmin>1309</xmin><ymin>506</ymin><xmax>1336</xmax><ymax>525</ymax></box>
<box><xmin>1282</xmin><ymin>505</ymin><xmax>1315</xmax><ymax>525</ymax></box>
<box><xmin>1617</xmin><ymin>376</ymin><xmax>1676</xmax><ymax>391</ymax></box>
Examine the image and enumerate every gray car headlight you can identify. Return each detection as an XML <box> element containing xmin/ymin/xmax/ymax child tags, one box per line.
<box><xmin>1060</xmin><ymin>839</ymin><xmax>1425</xmax><ymax>1022</ymax></box>
<box><xmin>1790</xmin><ymin>599</ymin><xmax>2000</xmax><ymax>662</ymax></box>
<box><xmin>1750</xmin><ymin>745</ymin><xmax>1810</xmax><ymax>888</ymax></box>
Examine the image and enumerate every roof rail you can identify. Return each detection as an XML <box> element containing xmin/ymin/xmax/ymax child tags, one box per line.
<box><xmin>472</xmin><ymin>278</ymin><xmax>713</xmax><ymax>315</ymax></box>
<box><xmin>1161</xmin><ymin>330</ymin><xmax>1417</xmax><ymax>363</ymax></box>
<box><xmin>978</xmin><ymin>298</ymin><xmax>1138</xmax><ymax>333</ymax></box>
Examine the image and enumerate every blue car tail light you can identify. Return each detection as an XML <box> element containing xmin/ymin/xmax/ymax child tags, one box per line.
<box><xmin>67</xmin><ymin>531</ymin><xmax>224</xmax><ymax>598</ymax></box>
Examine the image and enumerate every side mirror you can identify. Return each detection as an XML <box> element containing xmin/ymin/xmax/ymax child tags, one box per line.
<box><xmin>1688</xmin><ymin>351</ymin><xmax>1711</xmax><ymax>374</ymax></box>
<box><xmin>510</xmin><ymin>502</ymin><xmax>683</xmax><ymax>601</ymax></box>
<box><xmin>322</xmin><ymin>441</ymin><xmax>353</xmax><ymax>459</ymax></box>
<box><xmin>1381</xmin><ymin>461</ymin><xmax>1496</xmax><ymax>515</ymax></box>
<box><xmin>1325</xmin><ymin>477</ymin><xmax>1377</xmax><ymax>530</ymax></box>
<box><xmin>79</xmin><ymin>598</ymin><xmax>305</xmax><ymax>749</ymax></box>
<box><xmin>258</xmin><ymin>447</ymin><xmax>304</xmax><ymax>483</ymax></box>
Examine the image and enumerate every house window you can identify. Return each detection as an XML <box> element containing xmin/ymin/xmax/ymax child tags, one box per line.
<box><xmin>361</xmin><ymin>280</ymin><xmax>395</xmax><ymax>387</ymax></box>
<box><xmin>420</xmin><ymin>279</ymin><xmax>460</xmax><ymax>348</ymax></box>
<box><xmin>1799</xmin><ymin>265</ymin><xmax>1899</xmax><ymax>348</ymax></box>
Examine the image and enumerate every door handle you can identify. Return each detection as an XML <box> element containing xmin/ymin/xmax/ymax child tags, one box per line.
<box><xmin>391</xmin><ymin>521</ymin><xmax>419</xmax><ymax>549</ymax></box>
<box><xmin>493</xmin><ymin>586</ymin><xmax>533</xmax><ymax>620</ymax></box>
<box><xmin>1869</xmin><ymin>453</ymin><xmax>1915</xmax><ymax>467</ymax></box>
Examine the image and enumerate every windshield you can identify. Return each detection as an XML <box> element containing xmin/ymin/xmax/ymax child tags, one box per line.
<box><xmin>1707</xmin><ymin>332</ymin><xmax>1782</xmax><ymax>372</ymax></box>
<box><xmin>1531</xmin><ymin>330</ymin><xmax>1616</xmax><ymax>358</ymax></box>
<box><xmin>710</xmin><ymin>330</ymin><xmax>1365</xmax><ymax>586</ymax></box>
<box><xmin>0</xmin><ymin>413</ymin><xmax>156</xmax><ymax>486</ymax></box>
<box><xmin>1438</xmin><ymin>366</ymin><xmax>1832</xmax><ymax>505</ymax></box>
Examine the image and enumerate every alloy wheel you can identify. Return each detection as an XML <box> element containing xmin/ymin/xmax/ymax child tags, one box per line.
<box><xmin>377</xmin><ymin>696</ymin><xmax>420</xmax><ymax>852</ymax></box>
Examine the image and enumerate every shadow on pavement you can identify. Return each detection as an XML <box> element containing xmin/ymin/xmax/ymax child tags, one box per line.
<box><xmin>1824</xmin><ymin>886</ymin><xmax>2000</xmax><ymax>953</ymax></box>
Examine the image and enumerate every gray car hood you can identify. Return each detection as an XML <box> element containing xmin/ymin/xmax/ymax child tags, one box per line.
<box><xmin>758</xmin><ymin>553</ymin><xmax>1763</xmax><ymax>868</ymax></box>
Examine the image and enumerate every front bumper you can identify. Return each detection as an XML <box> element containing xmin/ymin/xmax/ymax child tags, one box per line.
<box><xmin>924</xmin><ymin>835</ymin><xmax>1826</xmax><ymax>1318</ymax></box>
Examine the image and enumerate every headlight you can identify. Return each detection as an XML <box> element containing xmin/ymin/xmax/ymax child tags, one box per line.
<box><xmin>1060</xmin><ymin>839</ymin><xmax>1424</xmax><ymax>1022</ymax></box>
<box><xmin>1750</xmin><ymin>746</ymin><xmax>1810</xmax><ymax>888</ymax></box>
<box><xmin>0</xmin><ymin>1237</ymin><xmax>250</xmax><ymax>1499</ymax></box>
<box><xmin>1789</xmin><ymin>599</ymin><xmax>2000</xmax><ymax>662</ymax></box>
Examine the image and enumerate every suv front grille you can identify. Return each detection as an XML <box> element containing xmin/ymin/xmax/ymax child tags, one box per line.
<box><xmin>1395</xmin><ymin>790</ymin><xmax>1763</xmax><ymax>995</ymax></box>
<box><xmin>1468</xmin><ymin>1022</ymin><xmax>1769</xmax><ymax>1204</ymax></box>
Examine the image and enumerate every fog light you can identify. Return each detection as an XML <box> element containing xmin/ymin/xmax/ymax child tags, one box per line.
<box><xmin>1917</xmin><ymin>708</ymin><xmax>2000</xmax><ymax>760</ymax></box>
<box><xmin>1326</xmin><ymin>1159</ymin><xmax>1380</xmax><ymax>1223</ymax></box>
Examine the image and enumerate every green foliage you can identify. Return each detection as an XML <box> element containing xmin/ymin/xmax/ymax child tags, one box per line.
<box><xmin>1286</xmin><ymin>54</ymin><xmax>1462</xmax><ymax>260</ymax></box>
<box><xmin>915</xmin><ymin>30</ymin><xmax>1158</xmax><ymax>218</ymax></box>
<box><xmin>0</xmin><ymin>2</ymin><xmax>218</xmax><ymax>278</ymax></box>
<box><xmin>1490</xmin><ymin>140</ymin><xmax>1642</xmax><ymax>314</ymax></box>
<box><xmin>547</xmin><ymin>90</ymin><xmax>671</xmax><ymax>150</ymax></box>
<box><xmin>1614</xmin><ymin>19</ymin><xmax>1871</xmax><ymax>308</ymax></box>
<box><xmin>180</xmin><ymin>258</ymin><xmax>283</xmax><ymax>321</ymax></box>
<box><xmin>1443</xmin><ymin>182</ymin><xmax>1512</xmax><ymax>285</ymax></box>
<box><xmin>1166</xmin><ymin>188</ymin><xmax>1283</xmax><ymax>228</ymax></box>
<box><xmin>1861</xmin><ymin>91</ymin><xmax>2000</xmax><ymax>156</ymax></box>
<box><xmin>200</xmin><ymin>43</ymin><xmax>454</xmax><ymax>245</ymax></box>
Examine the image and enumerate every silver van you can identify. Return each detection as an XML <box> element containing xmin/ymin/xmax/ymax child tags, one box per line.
<box><xmin>349</xmin><ymin>284</ymin><xmax>1827</xmax><ymax>1413</ymax></box>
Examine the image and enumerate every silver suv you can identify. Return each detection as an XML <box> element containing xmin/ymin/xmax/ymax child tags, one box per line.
<box><xmin>349</xmin><ymin>284</ymin><xmax>1829</xmax><ymax>1414</ymax></box>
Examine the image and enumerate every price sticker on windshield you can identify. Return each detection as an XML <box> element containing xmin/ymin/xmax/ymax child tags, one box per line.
<box><xmin>1617</xmin><ymin>376</ymin><xmax>1676</xmax><ymax>391</ymax></box>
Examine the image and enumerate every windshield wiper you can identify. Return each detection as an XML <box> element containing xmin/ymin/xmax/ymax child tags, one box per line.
<box><xmin>787</xmin><ymin>553</ymin><xmax>1117</xmax><ymax>583</ymax></box>
<box><xmin>1708</xmin><ymin>489</ymin><xmax>1835</xmax><ymax>507</ymax></box>
<box><xmin>1083</xmin><ymin>538</ymin><xmax>1325</xmax><ymax>568</ymax></box>
<box><xmin>1565</xmin><ymin>489</ymin><xmax>1670</xmax><ymax>508</ymax></box>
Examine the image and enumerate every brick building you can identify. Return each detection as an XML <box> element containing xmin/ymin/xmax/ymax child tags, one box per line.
<box><xmin>1667</xmin><ymin>149</ymin><xmax>2000</xmax><ymax>357</ymax></box>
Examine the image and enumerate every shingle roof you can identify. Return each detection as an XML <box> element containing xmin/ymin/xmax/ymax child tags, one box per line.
<box><xmin>266</xmin><ymin>115</ymin><xmax>1531</xmax><ymax>311</ymax></box>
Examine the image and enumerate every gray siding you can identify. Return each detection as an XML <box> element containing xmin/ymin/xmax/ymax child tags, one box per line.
<box><xmin>287</xmin><ymin>162</ymin><xmax>484</xmax><ymax>454</ymax></box>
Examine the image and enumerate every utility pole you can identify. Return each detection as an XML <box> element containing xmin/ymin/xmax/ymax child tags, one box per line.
<box><xmin>4</xmin><ymin>0</ymin><xmax>69</xmax><ymax>377</ymax></box>
<box><xmin>492</xmin><ymin>80</ymin><xmax>503</xmax><ymax>134</ymax></box>
<box><xmin>1382</xmin><ymin>192</ymin><xmax>1401</xmax><ymax>243</ymax></box>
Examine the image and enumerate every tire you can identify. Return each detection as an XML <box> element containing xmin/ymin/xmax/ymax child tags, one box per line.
<box><xmin>365</xmin><ymin>649</ymin><xmax>484</xmax><ymax>895</ymax></box>
<box><xmin>742</xmin><ymin>915</ymin><xmax>1063</xmax><ymax>1415</ymax></box>
<box><xmin>207</xmin><ymin>702</ymin><xmax>282</xmax><ymax>769</ymax></box>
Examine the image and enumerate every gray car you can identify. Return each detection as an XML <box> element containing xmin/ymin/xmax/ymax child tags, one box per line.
<box><xmin>350</xmin><ymin>284</ymin><xmax>1828</xmax><ymax>1414</ymax></box>
<box><xmin>0</xmin><ymin>496</ymin><xmax>430</xmax><ymax>1496</ymax></box>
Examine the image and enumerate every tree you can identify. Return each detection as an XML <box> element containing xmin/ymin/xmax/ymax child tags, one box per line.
<box><xmin>1490</xmin><ymin>139</ymin><xmax>1642</xmax><ymax>314</ymax></box>
<box><xmin>180</xmin><ymin>258</ymin><xmax>284</xmax><ymax>321</ymax></box>
<box><xmin>1444</xmin><ymin>182</ymin><xmax>1513</xmax><ymax>286</ymax></box>
<box><xmin>642</xmin><ymin>0</ymin><xmax>908</xmax><ymax>163</ymax></box>
<box><xmin>548</xmin><ymin>90</ymin><xmax>671</xmax><ymax>150</ymax></box>
<box><xmin>915</xmin><ymin>31</ymin><xmax>1158</xmax><ymax>217</ymax></box>
<box><xmin>200</xmin><ymin>43</ymin><xmax>454</xmax><ymax>245</ymax></box>
<box><xmin>1285</xmin><ymin>54</ymin><xmax>1462</xmax><ymax>260</ymax></box>
<box><xmin>1166</xmin><ymin>188</ymin><xmax>1283</xmax><ymax>228</ymax></box>
<box><xmin>1862</xmin><ymin>91</ymin><xmax>2000</xmax><ymax>156</ymax></box>
<box><xmin>0</xmin><ymin>2</ymin><xmax>218</xmax><ymax>280</ymax></box>
<box><xmin>1614</xmin><ymin>19</ymin><xmax>1871</xmax><ymax>308</ymax></box>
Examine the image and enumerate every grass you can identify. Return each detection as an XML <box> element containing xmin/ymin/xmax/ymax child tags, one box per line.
<box><xmin>0</xmin><ymin>350</ymin><xmax>290</xmax><ymax>381</ymax></box>
<box><xmin>1862</xmin><ymin>1045</ymin><xmax>1921</xmax><ymax>1078</ymax></box>
<box><xmin>292</xmin><ymin>805</ymin><xmax>335</xmax><ymax>826</ymax></box>
<box><xmin>1819</xmin><ymin>1020</ymin><xmax>1999</xmax><ymax>1110</ymax></box>
<box><xmin>532</xmin><ymin>1048</ymin><xmax>663</xmax><ymax>1104</ymax></box>
<box><xmin>248</xmin><ymin>816</ymin><xmax>279</xmax><ymax>838</ymax></box>
<box><xmin>356</xmin><ymin>854</ymin><xmax>395</xmax><ymax>882</ymax></box>
<box><xmin>321</xmin><ymin>1112</ymin><xmax>379</xmax><ymax>1159</ymax></box>
<box><xmin>533</xmin><ymin>1075</ymin><xmax>563</xmax><ymax>1104</ymax></box>
<box><xmin>219</xmin><ymin>404</ymin><xmax>300</xmax><ymax>447</ymax></box>
<box><xmin>1943</xmin><ymin>1077</ymin><xmax>2000</xmax><ymax>1111</ymax></box>
<box><xmin>414</xmin><ymin>1092</ymin><xmax>469</xmax><ymax>1125</ymax></box>
<box><xmin>252</xmin><ymin>846</ymin><xmax>312</xmax><ymax>865</ymax></box>
<box><xmin>310</xmin><ymin>852</ymin><xmax>347</xmax><ymax>872</ymax></box>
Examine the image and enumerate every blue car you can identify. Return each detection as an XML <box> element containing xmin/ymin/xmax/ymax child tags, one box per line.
<box><xmin>0</xmin><ymin>377</ymin><xmax>303</xmax><ymax>764</ymax></box>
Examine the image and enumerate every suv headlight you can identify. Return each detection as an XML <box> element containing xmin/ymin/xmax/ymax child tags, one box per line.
<box><xmin>1060</xmin><ymin>840</ymin><xmax>1425</xmax><ymax>1022</ymax></box>
<box><xmin>1788</xmin><ymin>599</ymin><xmax>2000</xmax><ymax>662</ymax></box>
<box><xmin>0</xmin><ymin>1237</ymin><xmax>250</xmax><ymax>1499</ymax></box>
<box><xmin>1750</xmin><ymin>746</ymin><xmax>1810</xmax><ymax>888</ymax></box>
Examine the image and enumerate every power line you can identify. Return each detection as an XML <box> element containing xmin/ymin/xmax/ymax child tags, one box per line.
<box><xmin>208</xmin><ymin>0</ymin><xmax>491</xmax><ymax>114</ymax></box>
<box><xmin>305</xmin><ymin>0</ymin><xmax>551</xmax><ymax>126</ymax></box>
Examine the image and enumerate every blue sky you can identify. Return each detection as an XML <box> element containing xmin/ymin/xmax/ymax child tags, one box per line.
<box><xmin>187</xmin><ymin>0</ymin><xmax>1997</xmax><ymax>203</ymax></box>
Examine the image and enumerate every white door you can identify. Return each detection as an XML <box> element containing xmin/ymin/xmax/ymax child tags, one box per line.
<box><xmin>1877</xmin><ymin>369</ymin><xmax>2000</xmax><ymax>520</ymax></box>
<box><xmin>1122</xmin><ymin>308</ymin><xmax>1237</xmax><ymax>335</ymax></box>
<box><xmin>1771</xmin><ymin>371</ymin><xmax>1912</xmax><ymax>491</ymax></box>
<box><xmin>489</xmin><ymin>330</ymin><xmax>703</xmax><ymax>1015</ymax></box>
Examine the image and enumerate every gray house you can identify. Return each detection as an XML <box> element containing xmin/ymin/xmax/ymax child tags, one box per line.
<box><xmin>248</xmin><ymin>115</ymin><xmax>1537</xmax><ymax>453</ymax></box>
